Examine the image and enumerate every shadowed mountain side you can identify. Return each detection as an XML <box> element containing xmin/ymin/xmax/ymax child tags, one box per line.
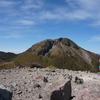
<box><xmin>0</xmin><ymin>52</ymin><xmax>17</xmax><ymax>69</ymax></box>
<box><xmin>0</xmin><ymin>51</ymin><xmax>16</xmax><ymax>62</ymax></box>
<box><xmin>14</xmin><ymin>38</ymin><xmax>100</xmax><ymax>72</ymax></box>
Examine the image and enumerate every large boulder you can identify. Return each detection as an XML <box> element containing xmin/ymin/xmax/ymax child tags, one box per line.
<box><xmin>0</xmin><ymin>84</ymin><xmax>12</xmax><ymax>100</ymax></box>
<box><xmin>40</xmin><ymin>76</ymin><xmax>73</xmax><ymax>100</ymax></box>
<box><xmin>50</xmin><ymin>81</ymin><xmax>72</xmax><ymax>100</ymax></box>
<box><xmin>75</xmin><ymin>76</ymin><xmax>84</xmax><ymax>84</ymax></box>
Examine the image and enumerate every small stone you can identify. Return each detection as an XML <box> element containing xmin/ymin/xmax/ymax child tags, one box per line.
<box><xmin>17</xmin><ymin>91</ymin><xmax>22</xmax><ymax>95</ymax></box>
<box><xmin>34</xmin><ymin>84</ymin><xmax>41</xmax><ymax>88</ymax></box>
<box><xmin>43</xmin><ymin>77</ymin><xmax>48</xmax><ymax>83</ymax></box>
<box><xmin>39</xmin><ymin>94</ymin><xmax>42</xmax><ymax>99</ymax></box>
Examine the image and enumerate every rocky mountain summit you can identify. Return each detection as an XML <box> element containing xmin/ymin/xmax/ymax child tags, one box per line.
<box><xmin>14</xmin><ymin>38</ymin><xmax>100</xmax><ymax>72</ymax></box>
<box><xmin>0</xmin><ymin>67</ymin><xmax>100</xmax><ymax>100</ymax></box>
<box><xmin>0</xmin><ymin>38</ymin><xmax>100</xmax><ymax>72</ymax></box>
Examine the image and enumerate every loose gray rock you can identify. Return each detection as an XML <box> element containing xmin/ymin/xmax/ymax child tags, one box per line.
<box><xmin>43</xmin><ymin>77</ymin><xmax>48</xmax><ymax>83</ymax></box>
<box><xmin>75</xmin><ymin>76</ymin><xmax>84</xmax><ymax>84</ymax></box>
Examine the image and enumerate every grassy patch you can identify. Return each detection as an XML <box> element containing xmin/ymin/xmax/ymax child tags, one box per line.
<box><xmin>0</xmin><ymin>62</ymin><xmax>16</xmax><ymax>69</ymax></box>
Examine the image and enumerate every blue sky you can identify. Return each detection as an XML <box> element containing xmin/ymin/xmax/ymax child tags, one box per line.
<box><xmin>0</xmin><ymin>0</ymin><xmax>100</xmax><ymax>54</ymax></box>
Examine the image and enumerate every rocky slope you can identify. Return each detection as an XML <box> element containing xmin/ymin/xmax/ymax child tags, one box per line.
<box><xmin>0</xmin><ymin>67</ymin><xmax>100</xmax><ymax>100</ymax></box>
<box><xmin>14</xmin><ymin>38</ymin><xmax>100</xmax><ymax>72</ymax></box>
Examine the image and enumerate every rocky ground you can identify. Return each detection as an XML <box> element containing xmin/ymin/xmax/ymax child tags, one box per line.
<box><xmin>0</xmin><ymin>67</ymin><xmax>100</xmax><ymax>100</ymax></box>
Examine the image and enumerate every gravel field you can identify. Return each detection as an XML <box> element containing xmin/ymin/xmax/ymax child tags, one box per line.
<box><xmin>0</xmin><ymin>67</ymin><xmax>100</xmax><ymax>100</ymax></box>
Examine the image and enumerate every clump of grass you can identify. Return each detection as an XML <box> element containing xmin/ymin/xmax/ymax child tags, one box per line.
<box><xmin>47</xmin><ymin>65</ymin><xmax>56</xmax><ymax>68</ymax></box>
<box><xmin>0</xmin><ymin>62</ymin><xmax>16</xmax><ymax>69</ymax></box>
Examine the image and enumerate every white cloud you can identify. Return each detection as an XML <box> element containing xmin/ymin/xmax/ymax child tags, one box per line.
<box><xmin>89</xmin><ymin>35</ymin><xmax>100</xmax><ymax>42</ymax></box>
<box><xmin>36</xmin><ymin>0</ymin><xmax>100</xmax><ymax>26</ymax></box>
<box><xmin>65</xmin><ymin>0</ymin><xmax>100</xmax><ymax>25</ymax></box>
<box><xmin>0</xmin><ymin>1</ymin><xmax>15</xmax><ymax>7</ymax></box>
<box><xmin>0</xmin><ymin>1</ymin><xmax>20</xmax><ymax>19</ymax></box>
<box><xmin>34</xmin><ymin>0</ymin><xmax>100</xmax><ymax>25</ymax></box>
<box><xmin>21</xmin><ymin>4</ymin><xmax>40</xmax><ymax>10</ymax></box>
<box><xmin>90</xmin><ymin>20</ymin><xmax>100</xmax><ymax>26</ymax></box>
<box><xmin>3</xmin><ymin>33</ymin><xmax>24</xmax><ymax>39</ymax></box>
<box><xmin>17</xmin><ymin>20</ymin><xmax>36</xmax><ymax>26</ymax></box>
<box><xmin>40</xmin><ymin>11</ymin><xmax>62</xmax><ymax>20</ymax></box>
<box><xmin>21</xmin><ymin>0</ymin><xmax>43</xmax><ymax>10</ymax></box>
<box><xmin>39</xmin><ymin>8</ymin><xmax>91</xmax><ymax>22</ymax></box>
<box><xmin>66</xmin><ymin>0</ymin><xmax>100</xmax><ymax>10</ymax></box>
<box><xmin>1</xmin><ymin>0</ymin><xmax>100</xmax><ymax>27</ymax></box>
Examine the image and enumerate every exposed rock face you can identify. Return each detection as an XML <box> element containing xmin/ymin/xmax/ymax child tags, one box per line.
<box><xmin>50</xmin><ymin>81</ymin><xmax>72</xmax><ymax>100</ymax></box>
<box><xmin>0</xmin><ymin>84</ymin><xmax>12</xmax><ymax>100</ymax></box>
<box><xmin>37</xmin><ymin>40</ymin><xmax>54</xmax><ymax>56</ymax></box>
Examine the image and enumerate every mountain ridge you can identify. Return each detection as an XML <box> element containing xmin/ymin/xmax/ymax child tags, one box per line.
<box><xmin>0</xmin><ymin>51</ymin><xmax>16</xmax><ymax>62</ymax></box>
<box><xmin>14</xmin><ymin>37</ymin><xmax>100</xmax><ymax>72</ymax></box>
<box><xmin>0</xmin><ymin>37</ymin><xmax>100</xmax><ymax>71</ymax></box>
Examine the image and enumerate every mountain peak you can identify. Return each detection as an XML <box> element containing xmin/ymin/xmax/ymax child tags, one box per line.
<box><xmin>56</xmin><ymin>37</ymin><xmax>79</xmax><ymax>48</ymax></box>
<box><xmin>14</xmin><ymin>37</ymin><xmax>100</xmax><ymax>72</ymax></box>
<box><xmin>27</xmin><ymin>37</ymin><xmax>79</xmax><ymax>56</ymax></box>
